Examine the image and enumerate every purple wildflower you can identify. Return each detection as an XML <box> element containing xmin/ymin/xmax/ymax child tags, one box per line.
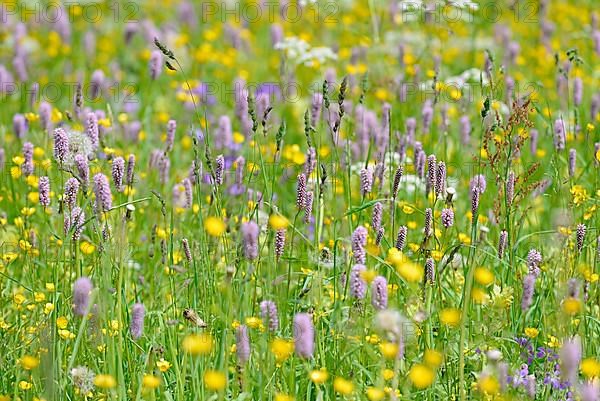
<box><xmin>70</xmin><ymin>207</ymin><xmax>85</xmax><ymax>241</ymax></box>
<box><xmin>236</xmin><ymin>325</ymin><xmax>251</xmax><ymax>363</ymax></box>
<box><xmin>424</xmin><ymin>208</ymin><xmax>433</xmax><ymax>237</ymax></box>
<box><xmin>149</xmin><ymin>50</ymin><xmax>162</xmax><ymax>80</ymax></box>
<box><xmin>130</xmin><ymin>303</ymin><xmax>145</xmax><ymax>339</ymax></box>
<box><xmin>573</xmin><ymin>76</ymin><xmax>583</xmax><ymax>106</ymax></box>
<box><xmin>22</xmin><ymin>142</ymin><xmax>34</xmax><ymax>176</ymax></box>
<box><xmin>241</xmin><ymin>221</ymin><xmax>259</xmax><ymax>260</ymax></box>
<box><xmin>554</xmin><ymin>119</ymin><xmax>566</xmax><ymax>151</ymax></box>
<box><xmin>304</xmin><ymin>191</ymin><xmax>313</xmax><ymax>224</ymax></box>
<box><xmin>38</xmin><ymin>176</ymin><xmax>50</xmax><ymax>207</ymax></box>
<box><xmin>560</xmin><ymin>336</ymin><xmax>581</xmax><ymax>384</ymax></box>
<box><xmin>350</xmin><ymin>264</ymin><xmax>367</xmax><ymax>299</ymax></box>
<box><xmin>259</xmin><ymin>300</ymin><xmax>279</xmax><ymax>332</ymax></box>
<box><xmin>521</xmin><ymin>273</ymin><xmax>536</xmax><ymax>311</ymax></box>
<box><xmin>293</xmin><ymin>313</ymin><xmax>314</xmax><ymax>358</ymax></box>
<box><xmin>396</xmin><ymin>226</ymin><xmax>407</xmax><ymax>251</ymax></box>
<box><xmin>182</xmin><ymin>238</ymin><xmax>192</xmax><ymax>263</ymax></box>
<box><xmin>426</xmin><ymin>155</ymin><xmax>436</xmax><ymax>195</ymax></box>
<box><xmin>73</xmin><ymin>277</ymin><xmax>93</xmax><ymax>316</ymax></box>
<box><xmin>296</xmin><ymin>173</ymin><xmax>307</xmax><ymax>210</ymax></box>
<box><xmin>569</xmin><ymin>149</ymin><xmax>577</xmax><ymax>177</ymax></box>
<box><xmin>371</xmin><ymin>276</ymin><xmax>388</xmax><ymax>310</ymax></box>
<box><xmin>372</xmin><ymin>202</ymin><xmax>383</xmax><ymax>232</ymax></box>
<box><xmin>93</xmin><ymin>173</ymin><xmax>112</xmax><ymax>213</ymax></box>
<box><xmin>64</xmin><ymin>178</ymin><xmax>79</xmax><ymax>209</ymax></box>
<box><xmin>441</xmin><ymin>208</ymin><xmax>454</xmax><ymax>228</ymax></box>
<box><xmin>53</xmin><ymin>128</ymin><xmax>69</xmax><ymax>164</ymax></box>
<box><xmin>304</xmin><ymin>147</ymin><xmax>316</xmax><ymax>177</ymax></box>
<box><xmin>392</xmin><ymin>166</ymin><xmax>403</xmax><ymax>198</ymax></box>
<box><xmin>13</xmin><ymin>113</ymin><xmax>27</xmax><ymax>139</ymax></box>
<box><xmin>435</xmin><ymin>161</ymin><xmax>446</xmax><ymax>196</ymax></box>
<box><xmin>352</xmin><ymin>226</ymin><xmax>368</xmax><ymax>264</ymax></box>
<box><xmin>425</xmin><ymin>257</ymin><xmax>435</xmax><ymax>284</ymax></box>
<box><xmin>274</xmin><ymin>229</ymin><xmax>285</xmax><ymax>261</ymax></box>
<box><xmin>165</xmin><ymin>119</ymin><xmax>176</xmax><ymax>152</ymax></box>
<box><xmin>360</xmin><ymin>167</ymin><xmax>373</xmax><ymax>196</ymax></box>
<box><xmin>126</xmin><ymin>154</ymin><xmax>135</xmax><ymax>185</ymax></box>
<box><xmin>215</xmin><ymin>154</ymin><xmax>224</xmax><ymax>185</ymax></box>
<box><xmin>74</xmin><ymin>154</ymin><xmax>89</xmax><ymax>188</ymax></box>
<box><xmin>86</xmin><ymin>112</ymin><xmax>99</xmax><ymax>150</ymax></box>
<box><xmin>182</xmin><ymin>178</ymin><xmax>192</xmax><ymax>208</ymax></box>
<box><xmin>470</xmin><ymin>174</ymin><xmax>487</xmax><ymax>194</ymax></box>
<box><xmin>112</xmin><ymin>157</ymin><xmax>125</xmax><ymax>192</ymax></box>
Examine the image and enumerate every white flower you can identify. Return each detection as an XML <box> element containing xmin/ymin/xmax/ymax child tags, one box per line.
<box><xmin>275</xmin><ymin>36</ymin><xmax>337</xmax><ymax>67</ymax></box>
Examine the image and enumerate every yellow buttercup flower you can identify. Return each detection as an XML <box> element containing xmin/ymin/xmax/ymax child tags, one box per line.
<box><xmin>562</xmin><ymin>297</ymin><xmax>581</xmax><ymax>315</ymax></box>
<box><xmin>380</xmin><ymin>342</ymin><xmax>399</xmax><ymax>360</ymax></box>
<box><xmin>204</xmin><ymin>216</ymin><xmax>226</xmax><ymax>237</ymax></box>
<box><xmin>423</xmin><ymin>349</ymin><xmax>443</xmax><ymax>369</ymax></box>
<box><xmin>94</xmin><ymin>374</ymin><xmax>117</xmax><ymax>389</ymax></box>
<box><xmin>182</xmin><ymin>333</ymin><xmax>213</xmax><ymax>355</ymax></box>
<box><xmin>309</xmin><ymin>369</ymin><xmax>329</xmax><ymax>384</ymax></box>
<box><xmin>525</xmin><ymin>328</ymin><xmax>539</xmax><ymax>338</ymax></box>
<box><xmin>142</xmin><ymin>374</ymin><xmax>161</xmax><ymax>389</ymax></box>
<box><xmin>156</xmin><ymin>359</ymin><xmax>172</xmax><ymax>372</ymax></box>
<box><xmin>20</xmin><ymin>355</ymin><xmax>39</xmax><ymax>370</ymax></box>
<box><xmin>439</xmin><ymin>308</ymin><xmax>461</xmax><ymax>327</ymax></box>
<box><xmin>204</xmin><ymin>370</ymin><xmax>227</xmax><ymax>391</ymax></box>
<box><xmin>474</xmin><ymin>267</ymin><xmax>494</xmax><ymax>286</ymax></box>
<box><xmin>366</xmin><ymin>387</ymin><xmax>385</xmax><ymax>401</ymax></box>
<box><xmin>333</xmin><ymin>377</ymin><xmax>354</xmax><ymax>395</ymax></box>
<box><xmin>408</xmin><ymin>364</ymin><xmax>435</xmax><ymax>389</ymax></box>
<box><xmin>269</xmin><ymin>214</ymin><xmax>289</xmax><ymax>230</ymax></box>
<box><xmin>581</xmin><ymin>358</ymin><xmax>600</xmax><ymax>378</ymax></box>
<box><xmin>270</xmin><ymin>338</ymin><xmax>294</xmax><ymax>362</ymax></box>
<box><xmin>478</xmin><ymin>375</ymin><xmax>500</xmax><ymax>395</ymax></box>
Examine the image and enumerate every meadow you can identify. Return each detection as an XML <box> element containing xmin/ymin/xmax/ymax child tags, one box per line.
<box><xmin>0</xmin><ymin>0</ymin><xmax>599</xmax><ymax>400</ymax></box>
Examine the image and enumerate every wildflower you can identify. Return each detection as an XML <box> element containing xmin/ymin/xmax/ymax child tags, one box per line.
<box><xmin>182</xmin><ymin>333</ymin><xmax>213</xmax><ymax>355</ymax></box>
<box><xmin>241</xmin><ymin>221</ymin><xmax>259</xmax><ymax>260</ymax></box>
<box><xmin>53</xmin><ymin>128</ymin><xmax>69</xmax><ymax>163</ymax></box>
<box><xmin>560</xmin><ymin>336</ymin><xmax>581</xmax><ymax>383</ymax></box>
<box><xmin>396</xmin><ymin>226</ymin><xmax>407</xmax><ymax>250</ymax></box>
<box><xmin>236</xmin><ymin>325</ymin><xmax>251</xmax><ymax>363</ymax></box>
<box><xmin>71</xmin><ymin>366</ymin><xmax>95</xmax><ymax>393</ymax></box>
<box><xmin>304</xmin><ymin>147</ymin><xmax>316</xmax><ymax>176</ymax></box>
<box><xmin>351</xmin><ymin>226</ymin><xmax>368</xmax><ymax>264</ymax></box>
<box><xmin>554</xmin><ymin>119</ymin><xmax>566</xmax><ymax>151</ymax></box>
<box><xmin>20</xmin><ymin>355</ymin><xmax>39</xmax><ymax>370</ymax></box>
<box><xmin>94</xmin><ymin>374</ymin><xmax>116</xmax><ymax>389</ymax></box>
<box><xmin>360</xmin><ymin>166</ymin><xmax>373</xmax><ymax>196</ymax></box>
<box><xmin>22</xmin><ymin>142</ymin><xmax>34</xmax><ymax>176</ymax></box>
<box><xmin>581</xmin><ymin>358</ymin><xmax>600</xmax><ymax>378</ymax></box>
<box><xmin>204</xmin><ymin>370</ymin><xmax>226</xmax><ymax>391</ymax></box>
<box><xmin>426</xmin><ymin>155</ymin><xmax>436</xmax><ymax>194</ymax></box>
<box><xmin>270</xmin><ymin>338</ymin><xmax>294</xmax><ymax>362</ymax></box>
<box><xmin>470</xmin><ymin>174</ymin><xmax>487</xmax><ymax>194</ymax></box>
<box><xmin>126</xmin><ymin>154</ymin><xmax>135</xmax><ymax>185</ymax></box>
<box><xmin>424</xmin><ymin>349</ymin><xmax>444</xmax><ymax>368</ymax></box>
<box><xmin>441</xmin><ymin>208</ymin><xmax>454</xmax><ymax>228</ymax></box>
<box><xmin>274</xmin><ymin>229</ymin><xmax>285</xmax><ymax>261</ymax></box>
<box><xmin>293</xmin><ymin>313</ymin><xmax>314</xmax><ymax>358</ymax></box>
<box><xmin>371</xmin><ymin>276</ymin><xmax>388</xmax><ymax>310</ymax></box>
<box><xmin>260</xmin><ymin>300</ymin><xmax>279</xmax><ymax>331</ymax></box>
<box><xmin>296</xmin><ymin>173</ymin><xmax>307</xmax><ymax>210</ymax></box>
<box><xmin>569</xmin><ymin>149</ymin><xmax>577</xmax><ymax>177</ymax></box>
<box><xmin>149</xmin><ymin>50</ymin><xmax>163</xmax><ymax>80</ymax></box>
<box><xmin>471</xmin><ymin>188</ymin><xmax>480</xmax><ymax>221</ymax></box>
<box><xmin>474</xmin><ymin>267</ymin><xmax>494</xmax><ymax>286</ymax></box>
<box><xmin>380</xmin><ymin>342</ymin><xmax>400</xmax><ymax>359</ymax></box>
<box><xmin>93</xmin><ymin>173</ymin><xmax>112</xmax><ymax>213</ymax></box>
<box><xmin>498</xmin><ymin>230</ymin><xmax>508</xmax><ymax>258</ymax></box>
<box><xmin>165</xmin><ymin>119</ymin><xmax>176</xmax><ymax>152</ymax></box>
<box><xmin>425</xmin><ymin>258</ymin><xmax>435</xmax><ymax>284</ymax></box>
<box><xmin>521</xmin><ymin>274</ymin><xmax>536</xmax><ymax>311</ymax></box>
<box><xmin>409</xmin><ymin>364</ymin><xmax>435</xmax><ymax>389</ymax></box>
<box><xmin>38</xmin><ymin>176</ymin><xmax>50</xmax><ymax>207</ymax></box>
<box><xmin>215</xmin><ymin>154</ymin><xmax>224</xmax><ymax>185</ymax></box>
<box><xmin>156</xmin><ymin>359</ymin><xmax>171</xmax><ymax>372</ymax></box>
<box><xmin>439</xmin><ymin>308</ymin><xmax>460</xmax><ymax>327</ymax></box>
<box><xmin>396</xmin><ymin>259</ymin><xmax>424</xmax><ymax>283</ymax></box>
<box><xmin>70</xmin><ymin>207</ymin><xmax>85</xmax><ymax>241</ymax></box>
<box><xmin>525</xmin><ymin>328</ymin><xmax>539</xmax><ymax>338</ymax></box>
<box><xmin>478</xmin><ymin>375</ymin><xmax>500</xmax><ymax>395</ymax></box>
<box><xmin>74</xmin><ymin>154</ymin><xmax>89</xmax><ymax>188</ymax></box>
<box><xmin>562</xmin><ymin>297</ymin><xmax>581</xmax><ymax>315</ymax></box>
<box><xmin>72</xmin><ymin>277</ymin><xmax>93</xmax><ymax>316</ymax></box>
<box><xmin>366</xmin><ymin>387</ymin><xmax>386</xmax><ymax>401</ymax></box>
<box><xmin>303</xmin><ymin>191</ymin><xmax>313</xmax><ymax>224</ymax></box>
<box><xmin>112</xmin><ymin>156</ymin><xmax>125</xmax><ymax>192</ymax></box>
<box><xmin>435</xmin><ymin>161</ymin><xmax>446</xmax><ymax>196</ymax></box>
<box><xmin>350</xmin><ymin>264</ymin><xmax>367</xmax><ymax>299</ymax></box>
<box><xmin>86</xmin><ymin>112</ymin><xmax>99</xmax><ymax>150</ymax></box>
<box><xmin>63</xmin><ymin>178</ymin><xmax>79</xmax><ymax>209</ymax></box>
<box><xmin>204</xmin><ymin>216</ymin><xmax>226</xmax><ymax>237</ymax></box>
<box><xmin>142</xmin><ymin>374</ymin><xmax>161</xmax><ymax>389</ymax></box>
<box><xmin>333</xmin><ymin>377</ymin><xmax>354</xmax><ymax>395</ymax></box>
<box><xmin>372</xmin><ymin>202</ymin><xmax>383</xmax><ymax>232</ymax></box>
<box><xmin>129</xmin><ymin>303</ymin><xmax>145</xmax><ymax>340</ymax></box>
<box><xmin>392</xmin><ymin>166</ymin><xmax>403</xmax><ymax>198</ymax></box>
<box><xmin>269</xmin><ymin>214</ymin><xmax>289</xmax><ymax>230</ymax></box>
<box><xmin>309</xmin><ymin>369</ymin><xmax>329</xmax><ymax>384</ymax></box>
